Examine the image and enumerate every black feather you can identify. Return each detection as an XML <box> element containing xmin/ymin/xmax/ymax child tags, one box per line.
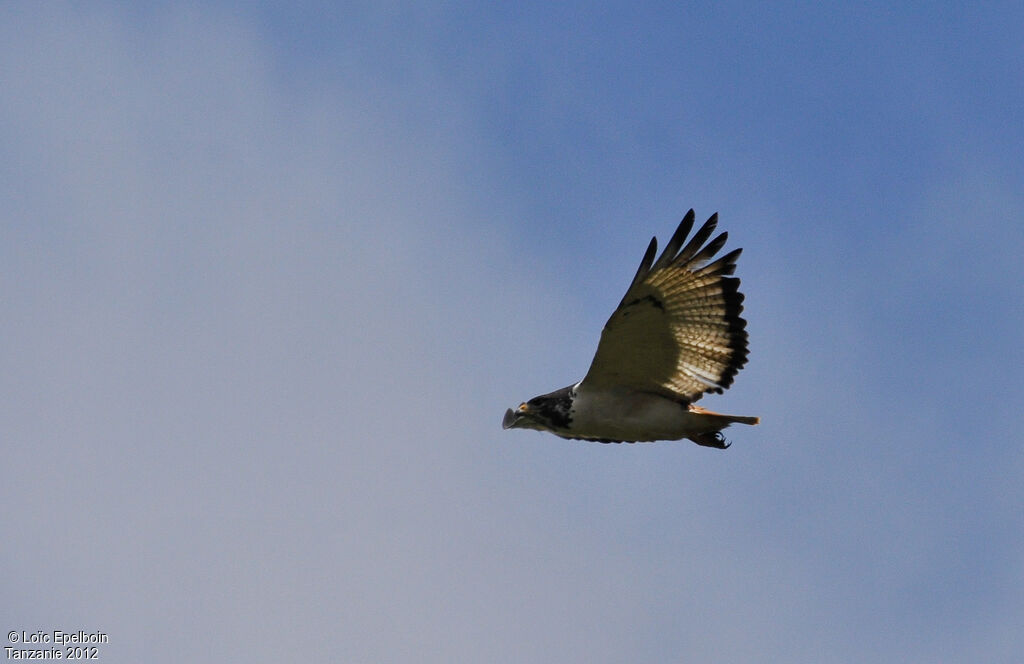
<box><xmin>688</xmin><ymin>231</ymin><xmax>729</xmax><ymax>268</ymax></box>
<box><xmin>651</xmin><ymin>209</ymin><xmax>696</xmax><ymax>272</ymax></box>
<box><xmin>622</xmin><ymin>236</ymin><xmax>658</xmax><ymax>297</ymax></box>
<box><xmin>673</xmin><ymin>213</ymin><xmax>718</xmax><ymax>265</ymax></box>
<box><xmin>697</xmin><ymin>247</ymin><xmax>743</xmax><ymax>277</ymax></box>
<box><xmin>526</xmin><ymin>385</ymin><xmax>575</xmax><ymax>429</ymax></box>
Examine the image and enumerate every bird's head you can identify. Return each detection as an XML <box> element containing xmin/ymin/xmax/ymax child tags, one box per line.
<box><xmin>502</xmin><ymin>385</ymin><xmax>575</xmax><ymax>433</ymax></box>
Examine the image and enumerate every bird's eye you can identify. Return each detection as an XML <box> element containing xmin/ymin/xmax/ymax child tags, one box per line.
<box><xmin>518</xmin><ymin>403</ymin><xmax>528</xmax><ymax>411</ymax></box>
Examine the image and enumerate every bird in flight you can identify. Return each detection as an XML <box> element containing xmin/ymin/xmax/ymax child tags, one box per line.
<box><xmin>503</xmin><ymin>210</ymin><xmax>758</xmax><ymax>447</ymax></box>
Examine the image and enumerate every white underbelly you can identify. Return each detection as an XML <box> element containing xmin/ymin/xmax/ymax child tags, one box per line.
<box><xmin>570</xmin><ymin>387</ymin><xmax>698</xmax><ymax>442</ymax></box>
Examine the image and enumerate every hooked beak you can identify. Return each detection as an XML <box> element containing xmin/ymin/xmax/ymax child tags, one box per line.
<box><xmin>502</xmin><ymin>404</ymin><xmax>528</xmax><ymax>429</ymax></box>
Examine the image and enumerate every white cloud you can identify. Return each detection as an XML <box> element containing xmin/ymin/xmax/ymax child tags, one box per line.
<box><xmin>0</xmin><ymin>6</ymin><xmax>659</xmax><ymax>662</ymax></box>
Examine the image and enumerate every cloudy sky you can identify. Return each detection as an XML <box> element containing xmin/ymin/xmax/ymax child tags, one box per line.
<box><xmin>3</xmin><ymin>3</ymin><xmax>1022</xmax><ymax>662</ymax></box>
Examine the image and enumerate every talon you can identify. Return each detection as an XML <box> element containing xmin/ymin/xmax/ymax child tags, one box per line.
<box><xmin>692</xmin><ymin>431</ymin><xmax>731</xmax><ymax>449</ymax></box>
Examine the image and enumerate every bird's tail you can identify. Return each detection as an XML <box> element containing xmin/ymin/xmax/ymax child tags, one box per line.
<box><xmin>689</xmin><ymin>405</ymin><xmax>760</xmax><ymax>426</ymax></box>
<box><xmin>723</xmin><ymin>414</ymin><xmax>760</xmax><ymax>426</ymax></box>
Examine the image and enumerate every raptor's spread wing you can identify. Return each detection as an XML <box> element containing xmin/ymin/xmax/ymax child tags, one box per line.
<box><xmin>582</xmin><ymin>210</ymin><xmax>749</xmax><ymax>403</ymax></box>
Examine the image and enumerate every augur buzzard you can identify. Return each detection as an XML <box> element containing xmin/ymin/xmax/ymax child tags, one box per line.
<box><xmin>502</xmin><ymin>210</ymin><xmax>759</xmax><ymax>447</ymax></box>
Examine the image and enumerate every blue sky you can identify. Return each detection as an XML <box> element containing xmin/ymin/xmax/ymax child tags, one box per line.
<box><xmin>2</xmin><ymin>3</ymin><xmax>1022</xmax><ymax>662</ymax></box>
